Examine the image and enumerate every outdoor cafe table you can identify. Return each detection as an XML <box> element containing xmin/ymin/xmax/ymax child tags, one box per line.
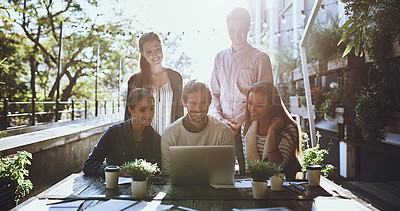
<box><xmin>12</xmin><ymin>172</ymin><xmax>376</xmax><ymax>210</ymax></box>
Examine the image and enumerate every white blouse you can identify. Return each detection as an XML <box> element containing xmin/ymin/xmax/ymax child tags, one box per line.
<box><xmin>151</xmin><ymin>81</ymin><xmax>173</xmax><ymax>135</ymax></box>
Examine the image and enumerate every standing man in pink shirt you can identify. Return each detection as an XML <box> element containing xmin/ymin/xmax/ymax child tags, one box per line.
<box><xmin>210</xmin><ymin>7</ymin><xmax>273</xmax><ymax>174</ymax></box>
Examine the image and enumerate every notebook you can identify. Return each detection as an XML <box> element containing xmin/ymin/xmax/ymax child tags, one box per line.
<box><xmin>169</xmin><ymin>145</ymin><xmax>235</xmax><ymax>185</ymax></box>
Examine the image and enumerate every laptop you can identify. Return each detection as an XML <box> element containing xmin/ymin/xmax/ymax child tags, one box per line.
<box><xmin>169</xmin><ymin>145</ymin><xmax>235</xmax><ymax>185</ymax></box>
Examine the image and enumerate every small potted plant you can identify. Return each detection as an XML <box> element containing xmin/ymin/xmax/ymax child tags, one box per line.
<box><xmin>269</xmin><ymin>165</ymin><xmax>284</xmax><ymax>191</ymax></box>
<box><xmin>246</xmin><ymin>160</ymin><xmax>277</xmax><ymax>199</ymax></box>
<box><xmin>301</xmin><ymin>131</ymin><xmax>335</xmax><ymax>178</ymax></box>
<box><xmin>0</xmin><ymin>151</ymin><xmax>33</xmax><ymax>210</ymax></box>
<box><xmin>121</xmin><ymin>159</ymin><xmax>159</xmax><ymax>198</ymax></box>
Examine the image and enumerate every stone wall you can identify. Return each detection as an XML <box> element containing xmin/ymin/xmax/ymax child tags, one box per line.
<box><xmin>0</xmin><ymin>119</ymin><xmax>120</xmax><ymax>199</ymax></box>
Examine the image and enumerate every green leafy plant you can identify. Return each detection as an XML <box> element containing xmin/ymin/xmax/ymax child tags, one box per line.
<box><xmin>355</xmin><ymin>85</ymin><xmax>391</xmax><ymax>143</ymax></box>
<box><xmin>339</xmin><ymin>0</ymin><xmax>400</xmax><ymax>70</ymax></box>
<box><xmin>314</xmin><ymin>82</ymin><xmax>345</xmax><ymax>119</ymax></box>
<box><xmin>272</xmin><ymin>46</ymin><xmax>301</xmax><ymax>75</ymax></box>
<box><xmin>121</xmin><ymin>159</ymin><xmax>159</xmax><ymax>181</ymax></box>
<box><xmin>307</xmin><ymin>14</ymin><xmax>346</xmax><ymax>65</ymax></box>
<box><xmin>246</xmin><ymin>160</ymin><xmax>282</xmax><ymax>182</ymax></box>
<box><xmin>0</xmin><ymin>130</ymin><xmax>7</xmax><ymax>138</ymax></box>
<box><xmin>319</xmin><ymin>89</ymin><xmax>339</xmax><ymax>118</ymax></box>
<box><xmin>0</xmin><ymin>151</ymin><xmax>33</xmax><ymax>201</ymax></box>
<box><xmin>300</xmin><ymin>96</ymin><xmax>307</xmax><ymax>107</ymax></box>
<box><xmin>301</xmin><ymin>132</ymin><xmax>335</xmax><ymax>177</ymax></box>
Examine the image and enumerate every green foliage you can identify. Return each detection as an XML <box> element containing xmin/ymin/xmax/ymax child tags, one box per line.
<box><xmin>301</xmin><ymin>132</ymin><xmax>335</xmax><ymax>177</ymax></box>
<box><xmin>341</xmin><ymin>1</ymin><xmax>400</xmax><ymax>143</ymax></box>
<box><xmin>307</xmin><ymin>15</ymin><xmax>346</xmax><ymax>64</ymax></box>
<box><xmin>246</xmin><ymin>160</ymin><xmax>282</xmax><ymax>182</ymax></box>
<box><xmin>339</xmin><ymin>0</ymin><xmax>400</xmax><ymax>70</ymax></box>
<box><xmin>121</xmin><ymin>159</ymin><xmax>159</xmax><ymax>181</ymax></box>
<box><xmin>0</xmin><ymin>26</ymin><xmax>30</xmax><ymax>101</ymax></box>
<box><xmin>0</xmin><ymin>130</ymin><xmax>7</xmax><ymax>138</ymax></box>
<box><xmin>354</xmin><ymin>61</ymin><xmax>400</xmax><ymax>143</ymax></box>
<box><xmin>3</xmin><ymin>0</ymin><xmax>192</xmax><ymax>105</ymax></box>
<box><xmin>355</xmin><ymin>84</ymin><xmax>391</xmax><ymax>143</ymax></box>
<box><xmin>271</xmin><ymin>46</ymin><xmax>301</xmax><ymax>75</ymax></box>
<box><xmin>314</xmin><ymin>83</ymin><xmax>342</xmax><ymax>119</ymax></box>
<box><xmin>300</xmin><ymin>96</ymin><xmax>307</xmax><ymax>107</ymax></box>
<box><xmin>0</xmin><ymin>151</ymin><xmax>33</xmax><ymax>201</ymax></box>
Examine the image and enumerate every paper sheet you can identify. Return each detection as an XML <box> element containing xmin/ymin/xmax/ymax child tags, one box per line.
<box><xmin>232</xmin><ymin>208</ymin><xmax>293</xmax><ymax>211</ymax></box>
<box><xmin>123</xmin><ymin>201</ymin><xmax>174</xmax><ymax>211</ymax></box>
<box><xmin>211</xmin><ymin>178</ymin><xmax>253</xmax><ymax>189</ymax></box>
<box><xmin>85</xmin><ymin>199</ymin><xmax>138</xmax><ymax>211</ymax></box>
<box><xmin>102</xmin><ymin>177</ymin><xmax>132</xmax><ymax>185</ymax></box>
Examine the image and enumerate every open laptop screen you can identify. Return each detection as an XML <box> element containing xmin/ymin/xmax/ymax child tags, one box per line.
<box><xmin>169</xmin><ymin>146</ymin><xmax>235</xmax><ymax>185</ymax></box>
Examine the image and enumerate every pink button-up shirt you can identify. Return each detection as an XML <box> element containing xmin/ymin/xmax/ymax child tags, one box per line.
<box><xmin>210</xmin><ymin>44</ymin><xmax>273</xmax><ymax>126</ymax></box>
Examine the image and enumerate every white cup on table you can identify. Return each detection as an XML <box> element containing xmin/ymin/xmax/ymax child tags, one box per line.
<box><xmin>104</xmin><ymin>165</ymin><xmax>120</xmax><ymax>189</ymax></box>
<box><xmin>307</xmin><ymin>164</ymin><xmax>322</xmax><ymax>186</ymax></box>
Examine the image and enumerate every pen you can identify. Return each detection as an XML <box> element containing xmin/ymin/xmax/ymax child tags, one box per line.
<box><xmin>291</xmin><ymin>183</ymin><xmax>305</xmax><ymax>192</ymax></box>
<box><xmin>285</xmin><ymin>186</ymin><xmax>302</xmax><ymax>195</ymax></box>
<box><xmin>99</xmin><ymin>176</ymin><xmax>104</xmax><ymax>183</ymax></box>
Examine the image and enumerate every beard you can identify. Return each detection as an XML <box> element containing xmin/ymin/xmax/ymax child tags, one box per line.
<box><xmin>188</xmin><ymin>110</ymin><xmax>207</xmax><ymax>123</ymax></box>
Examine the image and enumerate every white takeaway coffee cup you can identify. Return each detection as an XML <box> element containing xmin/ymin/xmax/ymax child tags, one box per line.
<box><xmin>104</xmin><ymin>165</ymin><xmax>120</xmax><ymax>189</ymax></box>
<box><xmin>307</xmin><ymin>164</ymin><xmax>322</xmax><ymax>186</ymax></box>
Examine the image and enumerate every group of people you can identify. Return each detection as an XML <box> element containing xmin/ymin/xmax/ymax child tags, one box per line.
<box><xmin>83</xmin><ymin>7</ymin><xmax>302</xmax><ymax>180</ymax></box>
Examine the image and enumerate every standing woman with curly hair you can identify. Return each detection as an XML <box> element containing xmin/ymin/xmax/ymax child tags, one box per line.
<box><xmin>124</xmin><ymin>32</ymin><xmax>184</xmax><ymax>135</ymax></box>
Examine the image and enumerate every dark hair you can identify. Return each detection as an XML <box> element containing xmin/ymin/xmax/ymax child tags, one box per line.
<box><xmin>244</xmin><ymin>81</ymin><xmax>302</xmax><ymax>158</ymax></box>
<box><xmin>127</xmin><ymin>88</ymin><xmax>154</xmax><ymax>109</ymax></box>
<box><xmin>138</xmin><ymin>32</ymin><xmax>162</xmax><ymax>88</ymax></box>
<box><xmin>182</xmin><ymin>79</ymin><xmax>212</xmax><ymax>104</ymax></box>
<box><xmin>227</xmin><ymin>7</ymin><xmax>251</xmax><ymax>27</ymax></box>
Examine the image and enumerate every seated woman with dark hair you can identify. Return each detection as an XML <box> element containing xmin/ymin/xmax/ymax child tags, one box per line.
<box><xmin>83</xmin><ymin>88</ymin><xmax>161</xmax><ymax>176</ymax></box>
<box><xmin>244</xmin><ymin>81</ymin><xmax>302</xmax><ymax>180</ymax></box>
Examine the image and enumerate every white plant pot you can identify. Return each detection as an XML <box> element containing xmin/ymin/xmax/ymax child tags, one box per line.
<box><xmin>131</xmin><ymin>180</ymin><xmax>147</xmax><ymax>198</ymax></box>
<box><xmin>251</xmin><ymin>181</ymin><xmax>267</xmax><ymax>199</ymax></box>
<box><xmin>270</xmin><ymin>174</ymin><xmax>284</xmax><ymax>191</ymax></box>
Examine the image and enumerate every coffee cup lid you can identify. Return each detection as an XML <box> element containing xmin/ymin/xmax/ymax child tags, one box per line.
<box><xmin>104</xmin><ymin>165</ymin><xmax>120</xmax><ymax>172</ymax></box>
<box><xmin>306</xmin><ymin>164</ymin><xmax>322</xmax><ymax>170</ymax></box>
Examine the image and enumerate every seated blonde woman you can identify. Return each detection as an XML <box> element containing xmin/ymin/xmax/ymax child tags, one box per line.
<box><xmin>243</xmin><ymin>81</ymin><xmax>302</xmax><ymax>180</ymax></box>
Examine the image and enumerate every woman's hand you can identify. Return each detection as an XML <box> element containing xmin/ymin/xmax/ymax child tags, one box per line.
<box><xmin>269</xmin><ymin>116</ymin><xmax>284</xmax><ymax>132</ymax></box>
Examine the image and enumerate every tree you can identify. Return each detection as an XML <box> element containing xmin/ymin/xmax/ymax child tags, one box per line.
<box><xmin>0</xmin><ymin>8</ymin><xmax>29</xmax><ymax>102</ymax></box>
<box><xmin>4</xmin><ymin>0</ymin><xmax>144</xmax><ymax>103</ymax></box>
<box><xmin>163</xmin><ymin>35</ymin><xmax>193</xmax><ymax>84</ymax></box>
<box><xmin>4</xmin><ymin>0</ymin><xmax>192</xmax><ymax>109</ymax></box>
<box><xmin>4</xmin><ymin>0</ymin><xmax>100</xmax><ymax>102</ymax></box>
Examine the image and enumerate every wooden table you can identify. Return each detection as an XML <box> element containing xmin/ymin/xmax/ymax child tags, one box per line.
<box><xmin>13</xmin><ymin>172</ymin><xmax>377</xmax><ymax>211</ymax></box>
